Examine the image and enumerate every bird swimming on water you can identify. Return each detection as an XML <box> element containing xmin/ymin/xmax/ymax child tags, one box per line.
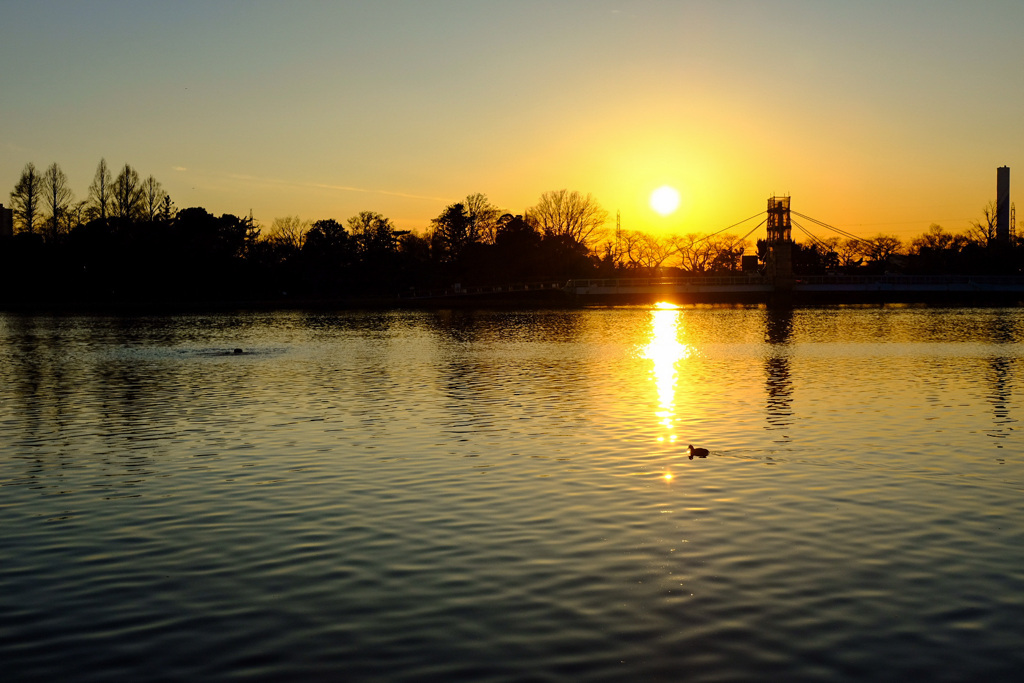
<box><xmin>687</xmin><ymin>444</ymin><xmax>709</xmax><ymax>459</ymax></box>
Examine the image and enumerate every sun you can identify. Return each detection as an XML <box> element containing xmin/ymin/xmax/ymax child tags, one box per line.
<box><xmin>650</xmin><ymin>186</ymin><xmax>681</xmax><ymax>216</ymax></box>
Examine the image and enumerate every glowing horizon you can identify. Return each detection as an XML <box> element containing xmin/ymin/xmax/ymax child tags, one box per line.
<box><xmin>2</xmin><ymin>2</ymin><xmax>1021</xmax><ymax>242</ymax></box>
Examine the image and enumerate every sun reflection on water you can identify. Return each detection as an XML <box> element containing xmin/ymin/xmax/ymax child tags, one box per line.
<box><xmin>641</xmin><ymin>302</ymin><xmax>692</xmax><ymax>445</ymax></box>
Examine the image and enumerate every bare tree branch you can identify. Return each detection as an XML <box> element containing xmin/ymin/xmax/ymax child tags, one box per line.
<box><xmin>526</xmin><ymin>189</ymin><xmax>608</xmax><ymax>247</ymax></box>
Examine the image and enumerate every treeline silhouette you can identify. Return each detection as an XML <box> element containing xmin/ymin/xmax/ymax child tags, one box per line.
<box><xmin>2</xmin><ymin>160</ymin><xmax>608</xmax><ymax>304</ymax></box>
<box><xmin>4</xmin><ymin>159</ymin><xmax>1023</xmax><ymax>306</ymax></box>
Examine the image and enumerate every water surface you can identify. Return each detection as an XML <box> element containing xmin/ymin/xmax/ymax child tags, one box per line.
<box><xmin>2</xmin><ymin>306</ymin><xmax>1023</xmax><ymax>682</ymax></box>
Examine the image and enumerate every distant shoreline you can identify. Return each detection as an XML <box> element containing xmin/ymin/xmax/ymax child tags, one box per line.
<box><xmin>4</xmin><ymin>287</ymin><xmax>1024</xmax><ymax>314</ymax></box>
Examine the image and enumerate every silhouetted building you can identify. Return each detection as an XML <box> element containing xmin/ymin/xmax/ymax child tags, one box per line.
<box><xmin>0</xmin><ymin>203</ymin><xmax>13</xmax><ymax>237</ymax></box>
<box><xmin>996</xmin><ymin>166</ymin><xmax>1010</xmax><ymax>244</ymax></box>
<box><xmin>765</xmin><ymin>196</ymin><xmax>793</xmax><ymax>286</ymax></box>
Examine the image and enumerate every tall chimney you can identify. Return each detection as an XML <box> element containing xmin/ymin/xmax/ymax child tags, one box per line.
<box><xmin>997</xmin><ymin>166</ymin><xmax>1010</xmax><ymax>244</ymax></box>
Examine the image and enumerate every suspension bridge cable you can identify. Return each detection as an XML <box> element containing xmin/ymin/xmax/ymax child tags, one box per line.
<box><xmin>791</xmin><ymin>210</ymin><xmax>865</xmax><ymax>242</ymax></box>
<box><xmin>721</xmin><ymin>210</ymin><xmax>767</xmax><ymax>232</ymax></box>
<box><xmin>791</xmin><ymin>220</ymin><xmax>818</xmax><ymax>244</ymax></box>
<box><xmin>791</xmin><ymin>219</ymin><xmax>833</xmax><ymax>250</ymax></box>
<box><xmin>693</xmin><ymin>210</ymin><xmax>767</xmax><ymax>244</ymax></box>
<box><xmin>737</xmin><ymin>218</ymin><xmax>768</xmax><ymax>244</ymax></box>
<box><xmin>790</xmin><ymin>210</ymin><xmax>869</xmax><ymax>243</ymax></box>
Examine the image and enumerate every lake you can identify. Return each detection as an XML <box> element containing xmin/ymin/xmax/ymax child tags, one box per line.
<box><xmin>2</xmin><ymin>305</ymin><xmax>1023</xmax><ymax>682</ymax></box>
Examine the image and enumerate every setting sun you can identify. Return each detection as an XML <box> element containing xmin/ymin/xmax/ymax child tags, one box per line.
<box><xmin>650</xmin><ymin>186</ymin><xmax>681</xmax><ymax>216</ymax></box>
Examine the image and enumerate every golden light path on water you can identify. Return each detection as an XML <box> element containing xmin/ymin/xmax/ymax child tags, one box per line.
<box><xmin>640</xmin><ymin>302</ymin><xmax>693</xmax><ymax>481</ymax></box>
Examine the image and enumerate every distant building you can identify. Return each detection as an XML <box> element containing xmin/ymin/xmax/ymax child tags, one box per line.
<box><xmin>996</xmin><ymin>166</ymin><xmax>1010</xmax><ymax>244</ymax></box>
<box><xmin>0</xmin><ymin>203</ymin><xmax>13</xmax><ymax>237</ymax></box>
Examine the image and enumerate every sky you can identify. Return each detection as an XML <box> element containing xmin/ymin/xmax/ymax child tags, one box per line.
<box><xmin>2</xmin><ymin>0</ymin><xmax>1023</xmax><ymax>242</ymax></box>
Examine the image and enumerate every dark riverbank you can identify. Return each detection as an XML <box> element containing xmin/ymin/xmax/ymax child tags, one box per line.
<box><xmin>0</xmin><ymin>288</ymin><xmax>578</xmax><ymax>315</ymax></box>
<box><xmin>6</xmin><ymin>274</ymin><xmax>1024</xmax><ymax>313</ymax></box>
<box><xmin>5</xmin><ymin>292</ymin><xmax>1024</xmax><ymax>315</ymax></box>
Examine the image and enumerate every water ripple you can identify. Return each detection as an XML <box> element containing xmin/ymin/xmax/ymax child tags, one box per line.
<box><xmin>3</xmin><ymin>308</ymin><xmax>1024</xmax><ymax>681</ymax></box>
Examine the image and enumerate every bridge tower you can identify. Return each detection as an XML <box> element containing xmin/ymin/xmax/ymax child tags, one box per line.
<box><xmin>766</xmin><ymin>196</ymin><xmax>794</xmax><ymax>288</ymax></box>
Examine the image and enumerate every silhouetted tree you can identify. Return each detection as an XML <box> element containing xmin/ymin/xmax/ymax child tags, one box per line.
<box><xmin>668</xmin><ymin>233</ymin><xmax>749</xmax><ymax>273</ymax></box>
<box><xmin>707</xmin><ymin>235</ymin><xmax>748</xmax><ymax>273</ymax></box>
<box><xmin>152</xmin><ymin>208</ymin><xmax>261</xmax><ymax>300</ymax></box>
<box><xmin>537</xmin><ymin>232</ymin><xmax>594</xmax><ymax>278</ymax></box>
<box><xmin>910</xmin><ymin>224</ymin><xmax>957</xmax><ymax>253</ymax></box>
<box><xmin>835</xmin><ymin>238</ymin><xmax>864</xmax><ymax>269</ymax></box>
<box><xmin>818</xmin><ymin>236</ymin><xmax>842</xmax><ymax>268</ymax></box>
<box><xmin>395</xmin><ymin>232</ymin><xmax>434</xmax><ymax>289</ymax></box>
<box><xmin>159</xmin><ymin>194</ymin><xmax>177</xmax><ymax>224</ymax></box>
<box><xmin>257</xmin><ymin>217</ymin><xmax>304</xmax><ymax>294</ymax></box>
<box><xmin>670</xmin><ymin>233</ymin><xmax>716</xmax><ymax>272</ymax></box>
<box><xmin>970</xmin><ymin>201</ymin><xmax>998</xmax><ymax>243</ymax></box>
<box><xmin>9</xmin><ymin>162</ymin><xmax>42</xmax><ymax>234</ymax></box>
<box><xmin>526</xmin><ymin>189</ymin><xmax>608</xmax><ymax>246</ymax></box>
<box><xmin>269</xmin><ymin>215</ymin><xmax>309</xmax><ymax>252</ymax></box>
<box><xmin>347</xmin><ymin>211</ymin><xmax>401</xmax><ymax>257</ymax></box>
<box><xmin>491</xmin><ymin>213</ymin><xmax>542</xmax><ymax>279</ymax></box>
<box><xmin>304</xmin><ymin>219</ymin><xmax>350</xmax><ymax>255</ymax></box>
<box><xmin>142</xmin><ymin>175</ymin><xmax>166</xmax><ymax>222</ymax></box>
<box><xmin>241</xmin><ymin>212</ymin><xmax>261</xmax><ymax>256</ymax></box>
<box><xmin>68</xmin><ymin>200</ymin><xmax>88</xmax><ymax>232</ymax></box>
<box><xmin>905</xmin><ymin>225</ymin><xmax>966</xmax><ymax>274</ymax></box>
<box><xmin>111</xmin><ymin>163</ymin><xmax>143</xmax><ymax>223</ymax></box>
<box><xmin>430</xmin><ymin>202</ymin><xmax>473</xmax><ymax>264</ymax></box>
<box><xmin>168</xmin><ymin>208</ymin><xmax>247</xmax><ymax>267</ymax></box>
<box><xmin>398</xmin><ymin>231</ymin><xmax>431</xmax><ymax>265</ymax></box>
<box><xmin>301</xmin><ymin>218</ymin><xmax>354</xmax><ymax>294</ymax></box>
<box><xmin>789</xmin><ymin>241</ymin><xmax>838</xmax><ymax>274</ymax></box>
<box><xmin>594</xmin><ymin>241</ymin><xmax>620</xmax><ymax>276</ymax></box>
<box><xmin>343</xmin><ymin>211</ymin><xmax>409</xmax><ymax>290</ymax></box>
<box><xmin>464</xmin><ymin>192</ymin><xmax>501</xmax><ymax>244</ymax></box>
<box><xmin>41</xmin><ymin>162</ymin><xmax>74</xmax><ymax>242</ymax></box>
<box><xmin>621</xmin><ymin>229</ymin><xmax>675</xmax><ymax>269</ymax></box>
<box><xmin>861</xmin><ymin>234</ymin><xmax>903</xmax><ymax>266</ymax></box>
<box><xmin>87</xmin><ymin>158</ymin><xmax>113</xmax><ymax>223</ymax></box>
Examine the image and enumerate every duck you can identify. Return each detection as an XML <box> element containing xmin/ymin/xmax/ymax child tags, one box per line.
<box><xmin>687</xmin><ymin>444</ymin><xmax>709</xmax><ymax>459</ymax></box>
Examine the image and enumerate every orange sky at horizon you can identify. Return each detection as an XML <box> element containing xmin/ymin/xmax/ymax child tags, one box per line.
<box><xmin>2</xmin><ymin>1</ymin><xmax>1021</xmax><ymax>245</ymax></box>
